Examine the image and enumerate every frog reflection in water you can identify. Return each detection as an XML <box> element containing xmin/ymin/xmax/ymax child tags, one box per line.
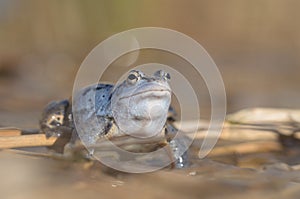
<box><xmin>40</xmin><ymin>70</ymin><xmax>189</xmax><ymax>168</ymax></box>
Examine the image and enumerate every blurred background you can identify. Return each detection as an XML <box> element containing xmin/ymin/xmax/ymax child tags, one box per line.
<box><xmin>0</xmin><ymin>0</ymin><xmax>300</xmax><ymax>128</ymax></box>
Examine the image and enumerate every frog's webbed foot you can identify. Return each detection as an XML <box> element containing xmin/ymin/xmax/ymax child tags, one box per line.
<box><xmin>165</xmin><ymin>123</ymin><xmax>190</xmax><ymax>169</ymax></box>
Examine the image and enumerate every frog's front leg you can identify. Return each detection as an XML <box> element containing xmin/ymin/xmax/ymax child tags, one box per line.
<box><xmin>165</xmin><ymin>123</ymin><xmax>190</xmax><ymax>168</ymax></box>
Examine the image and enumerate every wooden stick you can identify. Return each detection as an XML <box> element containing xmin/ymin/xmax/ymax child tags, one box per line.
<box><xmin>0</xmin><ymin>134</ymin><xmax>57</xmax><ymax>149</ymax></box>
<box><xmin>0</xmin><ymin>128</ymin><xmax>22</xmax><ymax>137</ymax></box>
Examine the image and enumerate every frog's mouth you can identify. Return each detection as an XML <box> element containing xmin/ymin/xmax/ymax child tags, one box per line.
<box><xmin>119</xmin><ymin>88</ymin><xmax>171</xmax><ymax>100</ymax></box>
<box><xmin>118</xmin><ymin>82</ymin><xmax>171</xmax><ymax>100</ymax></box>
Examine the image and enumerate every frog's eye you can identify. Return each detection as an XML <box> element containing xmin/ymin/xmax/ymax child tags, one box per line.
<box><xmin>165</xmin><ymin>72</ymin><xmax>171</xmax><ymax>80</ymax></box>
<box><xmin>154</xmin><ymin>70</ymin><xmax>171</xmax><ymax>81</ymax></box>
<box><xmin>127</xmin><ymin>71</ymin><xmax>140</xmax><ymax>84</ymax></box>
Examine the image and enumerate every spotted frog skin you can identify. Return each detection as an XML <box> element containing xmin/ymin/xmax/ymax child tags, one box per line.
<box><xmin>40</xmin><ymin>70</ymin><xmax>189</xmax><ymax>168</ymax></box>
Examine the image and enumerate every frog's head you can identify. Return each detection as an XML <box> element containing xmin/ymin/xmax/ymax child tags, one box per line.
<box><xmin>111</xmin><ymin>70</ymin><xmax>171</xmax><ymax>138</ymax></box>
<box><xmin>40</xmin><ymin>100</ymin><xmax>70</xmax><ymax>138</ymax></box>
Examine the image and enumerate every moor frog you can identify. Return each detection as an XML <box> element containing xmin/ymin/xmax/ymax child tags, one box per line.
<box><xmin>40</xmin><ymin>70</ymin><xmax>189</xmax><ymax>168</ymax></box>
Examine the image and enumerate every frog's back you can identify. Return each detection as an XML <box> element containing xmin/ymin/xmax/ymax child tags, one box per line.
<box><xmin>73</xmin><ymin>83</ymin><xmax>113</xmax><ymax>114</ymax></box>
<box><xmin>72</xmin><ymin>83</ymin><xmax>114</xmax><ymax>146</ymax></box>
